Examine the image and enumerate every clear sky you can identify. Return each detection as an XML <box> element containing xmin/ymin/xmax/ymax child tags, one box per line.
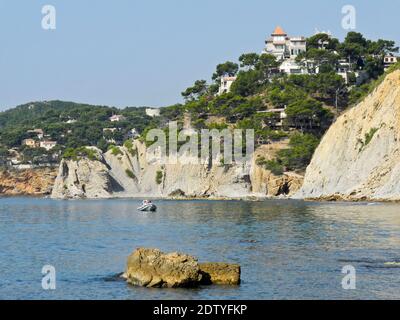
<box><xmin>0</xmin><ymin>0</ymin><xmax>399</xmax><ymax>110</ymax></box>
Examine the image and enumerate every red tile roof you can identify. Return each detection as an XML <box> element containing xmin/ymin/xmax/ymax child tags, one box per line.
<box><xmin>272</xmin><ymin>26</ymin><xmax>287</xmax><ymax>36</ymax></box>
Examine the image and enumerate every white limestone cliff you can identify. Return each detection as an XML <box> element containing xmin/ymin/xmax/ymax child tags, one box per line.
<box><xmin>51</xmin><ymin>141</ymin><xmax>303</xmax><ymax>200</ymax></box>
<box><xmin>297</xmin><ymin>69</ymin><xmax>400</xmax><ymax>201</ymax></box>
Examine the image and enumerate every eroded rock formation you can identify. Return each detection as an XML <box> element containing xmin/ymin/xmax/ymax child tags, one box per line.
<box><xmin>125</xmin><ymin>248</ymin><xmax>201</xmax><ymax>288</ymax></box>
<box><xmin>51</xmin><ymin>141</ymin><xmax>303</xmax><ymax>199</ymax></box>
<box><xmin>124</xmin><ymin>248</ymin><xmax>241</xmax><ymax>288</ymax></box>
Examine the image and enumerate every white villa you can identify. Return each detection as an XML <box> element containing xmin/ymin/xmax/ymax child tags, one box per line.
<box><xmin>279</xmin><ymin>60</ymin><xmax>308</xmax><ymax>75</ymax></box>
<box><xmin>263</xmin><ymin>26</ymin><xmax>306</xmax><ymax>61</ymax></box>
<box><xmin>145</xmin><ymin>108</ymin><xmax>161</xmax><ymax>118</ymax></box>
<box><xmin>39</xmin><ymin>140</ymin><xmax>57</xmax><ymax>151</ymax></box>
<box><xmin>218</xmin><ymin>76</ymin><xmax>237</xmax><ymax>95</ymax></box>
<box><xmin>109</xmin><ymin>114</ymin><xmax>126</xmax><ymax>122</ymax></box>
<box><xmin>217</xmin><ymin>26</ymin><xmax>389</xmax><ymax>92</ymax></box>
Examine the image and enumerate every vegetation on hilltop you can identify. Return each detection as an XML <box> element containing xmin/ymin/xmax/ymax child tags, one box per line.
<box><xmin>0</xmin><ymin>101</ymin><xmax>159</xmax><ymax>164</ymax></box>
<box><xmin>156</xmin><ymin>31</ymin><xmax>398</xmax><ymax>173</ymax></box>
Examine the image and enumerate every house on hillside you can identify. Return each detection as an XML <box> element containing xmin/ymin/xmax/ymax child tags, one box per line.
<box><xmin>279</xmin><ymin>60</ymin><xmax>308</xmax><ymax>75</ymax></box>
<box><xmin>39</xmin><ymin>140</ymin><xmax>57</xmax><ymax>151</ymax></box>
<box><xmin>22</xmin><ymin>139</ymin><xmax>38</xmax><ymax>148</ymax></box>
<box><xmin>261</xmin><ymin>27</ymin><xmax>373</xmax><ymax>84</ymax></box>
<box><xmin>218</xmin><ymin>76</ymin><xmax>237</xmax><ymax>95</ymax></box>
<box><xmin>334</xmin><ymin>59</ymin><xmax>354</xmax><ymax>84</ymax></box>
<box><xmin>262</xmin><ymin>26</ymin><xmax>308</xmax><ymax>77</ymax></box>
<box><xmin>258</xmin><ymin>108</ymin><xmax>287</xmax><ymax>128</ymax></box>
<box><xmin>145</xmin><ymin>108</ymin><xmax>161</xmax><ymax>118</ymax></box>
<box><xmin>263</xmin><ymin>26</ymin><xmax>307</xmax><ymax>61</ymax></box>
<box><xmin>109</xmin><ymin>114</ymin><xmax>126</xmax><ymax>122</ymax></box>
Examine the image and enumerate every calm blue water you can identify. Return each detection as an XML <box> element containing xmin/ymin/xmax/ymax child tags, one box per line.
<box><xmin>1</xmin><ymin>197</ymin><xmax>400</xmax><ymax>300</ymax></box>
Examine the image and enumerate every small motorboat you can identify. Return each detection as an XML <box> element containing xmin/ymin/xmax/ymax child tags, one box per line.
<box><xmin>137</xmin><ymin>202</ymin><xmax>157</xmax><ymax>212</ymax></box>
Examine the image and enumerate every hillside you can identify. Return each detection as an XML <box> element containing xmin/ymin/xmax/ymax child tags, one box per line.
<box><xmin>0</xmin><ymin>101</ymin><xmax>156</xmax><ymax>165</ymax></box>
<box><xmin>1</xmin><ymin>30</ymin><xmax>398</xmax><ymax>199</ymax></box>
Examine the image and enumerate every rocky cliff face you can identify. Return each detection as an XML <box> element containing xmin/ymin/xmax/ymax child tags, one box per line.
<box><xmin>51</xmin><ymin>141</ymin><xmax>303</xmax><ymax>200</ymax></box>
<box><xmin>297</xmin><ymin>69</ymin><xmax>400</xmax><ymax>201</ymax></box>
<box><xmin>251</xmin><ymin>143</ymin><xmax>304</xmax><ymax>197</ymax></box>
<box><xmin>0</xmin><ymin>168</ymin><xmax>57</xmax><ymax>196</ymax></box>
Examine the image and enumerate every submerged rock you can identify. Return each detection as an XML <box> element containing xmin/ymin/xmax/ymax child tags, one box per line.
<box><xmin>124</xmin><ymin>248</ymin><xmax>241</xmax><ymax>288</ymax></box>
<box><xmin>199</xmin><ymin>263</ymin><xmax>241</xmax><ymax>285</ymax></box>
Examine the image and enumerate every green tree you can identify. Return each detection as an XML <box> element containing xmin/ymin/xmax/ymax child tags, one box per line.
<box><xmin>181</xmin><ymin>80</ymin><xmax>208</xmax><ymax>101</ymax></box>
<box><xmin>97</xmin><ymin>138</ymin><xmax>109</xmax><ymax>152</ymax></box>
<box><xmin>367</xmin><ymin>39</ymin><xmax>399</xmax><ymax>56</ymax></box>
<box><xmin>255</xmin><ymin>54</ymin><xmax>279</xmax><ymax>82</ymax></box>
<box><xmin>306</xmin><ymin>33</ymin><xmax>339</xmax><ymax>51</ymax></box>
<box><xmin>364</xmin><ymin>56</ymin><xmax>385</xmax><ymax>80</ymax></box>
<box><xmin>230</xmin><ymin>70</ymin><xmax>261</xmax><ymax>97</ymax></box>
<box><xmin>277</xmin><ymin>133</ymin><xmax>320</xmax><ymax>171</ymax></box>
<box><xmin>338</xmin><ymin>32</ymin><xmax>368</xmax><ymax>68</ymax></box>
<box><xmin>212</xmin><ymin>61</ymin><xmax>239</xmax><ymax>81</ymax></box>
<box><xmin>239</xmin><ymin>53</ymin><xmax>260</xmax><ymax>69</ymax></box>
<box><xmin>297</xmin><ymin>48</ymin><xmax>339</xmax><ymax>73</ymax></box>
<box><xmin>285</xmin><ymin>98</ymin><xmax>333</xmax><ymax>131</ymax></box>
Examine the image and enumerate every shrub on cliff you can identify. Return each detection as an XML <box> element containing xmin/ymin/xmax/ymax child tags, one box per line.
<box><xmin>256</xmin><ymin>156</ymin><xmax>284</xmax><ymax>176</ymax></box>
<box><xmin>155</xmin><ymin>170</ymin><xmax>163</xmax><ymax>185</ymax></box>
<box><xmin>277</xmin><ymin>133</ymin><xmax>320</xmax><ymax>172</ymax></box>
<box><xmin>123</xmin><ymin>140</ymin><xmax>138</xmax><ymax>157</ymax></box>
<box><xmin>62</xmin><ymin>147</ymin><xmax>99</xmax><ymax>161</ymax></box>
<box><xmin>108</xmin><ymin>145</ymin><xmax>123</xmax><ymax>156</ymax></box>
<box><xmin>125</xmin><ymin>169</ymin><xmax>136</xmax><ymax>180</ymax></box>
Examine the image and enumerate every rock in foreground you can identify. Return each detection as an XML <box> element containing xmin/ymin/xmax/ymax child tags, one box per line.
<box><xmin>125</xmin><ymin>248</ymin><xmax>240</xmax><ymax>288</ymax></box>
<box><xmin>125</xmin><ymin>248</ymin><xmax>201</xmax><ymax>288</ymax></box>
<box><xmin>199</xmin><ymin>263</ymin><xmax>241</xmax><ymax>285</ymax></box>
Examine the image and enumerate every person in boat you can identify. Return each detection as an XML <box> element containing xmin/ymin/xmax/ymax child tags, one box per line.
<box><xmin>139</xmin><ymin>200</ymin><xmax>156</xmax><ymax>211</ymax></box>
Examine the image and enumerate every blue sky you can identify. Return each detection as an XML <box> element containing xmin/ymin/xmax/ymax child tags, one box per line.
<box><xmin>0</xmin><ymin>0</ymin><xmax>399</xmax><ymax>110</ymax></box>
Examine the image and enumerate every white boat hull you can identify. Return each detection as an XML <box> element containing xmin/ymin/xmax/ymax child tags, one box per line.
<box><xmin>137</xmin><ymin>204</ymin><xmax>157</xmax><ymax>212</ymax></box>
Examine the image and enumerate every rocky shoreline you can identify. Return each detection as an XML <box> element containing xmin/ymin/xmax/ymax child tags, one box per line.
<box><xmin>0</xmin><ymin>168</ymin><xmax>57</xmax><ymax>197</ymax></box>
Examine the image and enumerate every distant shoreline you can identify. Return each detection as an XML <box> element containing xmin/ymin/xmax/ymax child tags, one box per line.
<box><xmin>0</xmin><ymin>193</ymin><xmax>395</xmax><ymax>204</ymax></box>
